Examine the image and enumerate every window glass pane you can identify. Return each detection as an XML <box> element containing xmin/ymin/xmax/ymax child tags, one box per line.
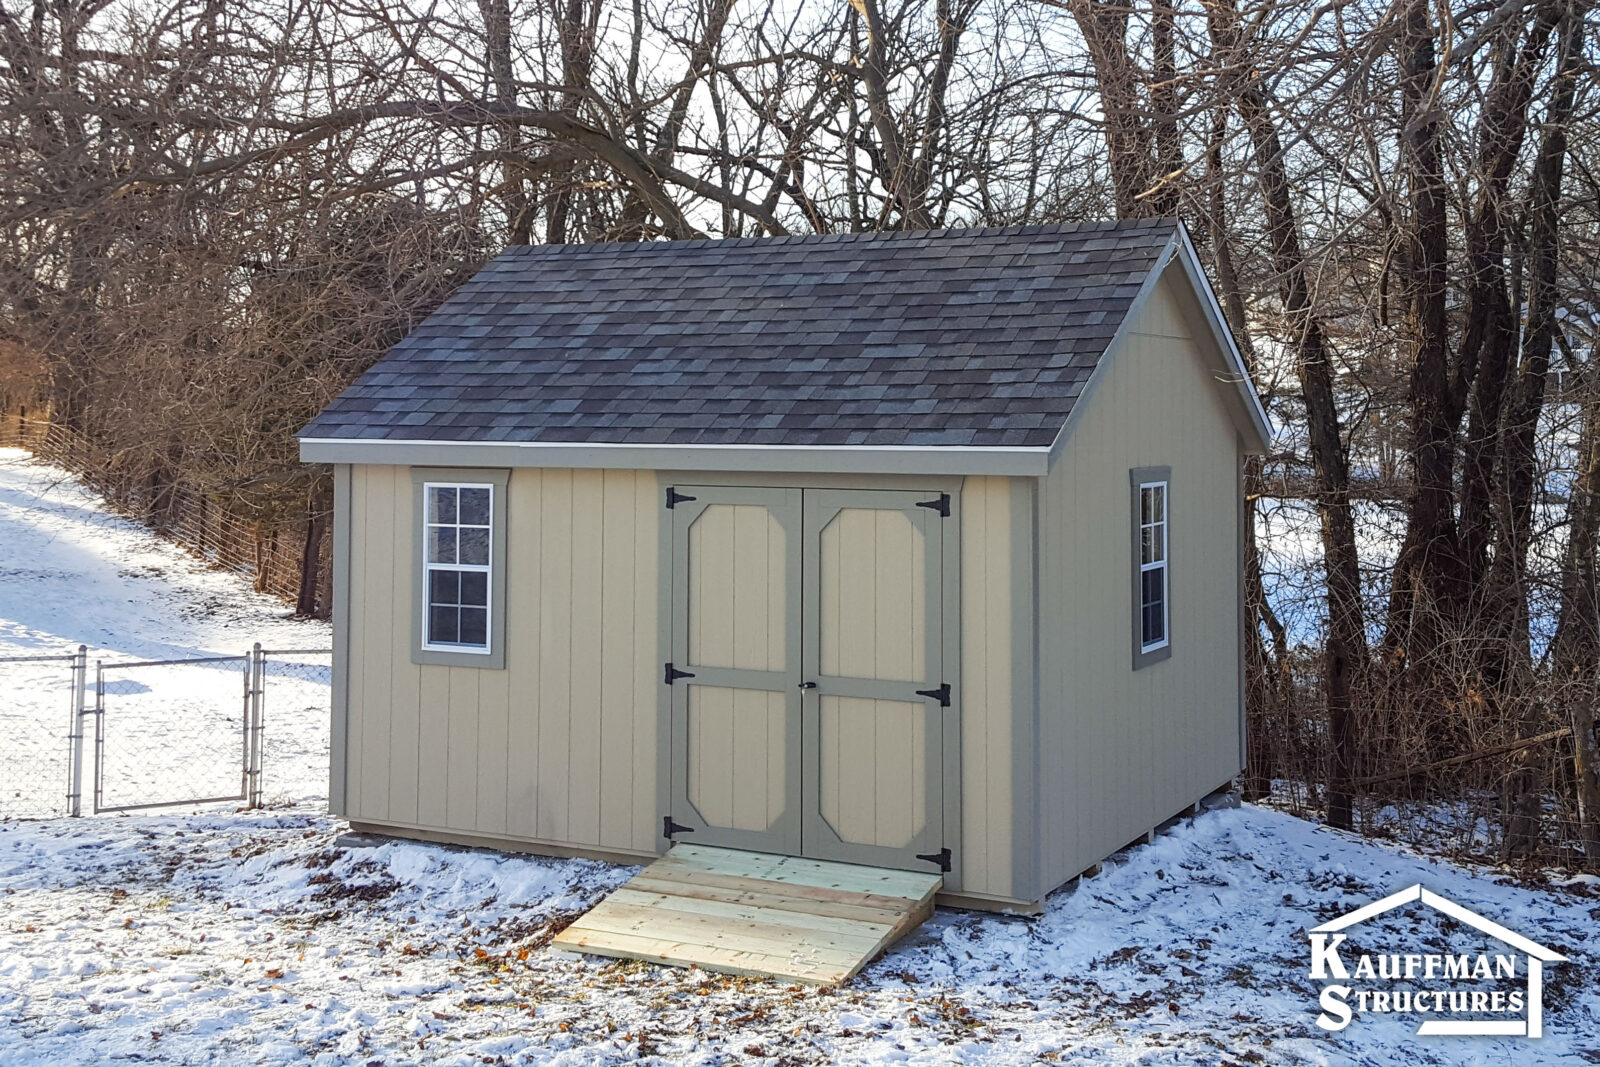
<box><xmin>459</xmin><ymin>527</ymin><xmax>490</xmax><ymax>567</ymax></box>
<box><xmin>1143</xmin><ymin>603</ymin><xmax>1165</xmax><ymax>645</ymax></box>
<box><xmin>459</xmin><ymin>607</ymin><xmax>488</xmax><ymax>647</ymax></box>
<box><xmin>429</xmin><ymin>605</ymin><xmax>459</xmax><ymax>645</ymax></box>
<box><xmin>459</xmin><ymin>487</ymin><xmax>491</xmax><ymax>526</ymax></box>
<box><xmin>1141</xmin><ymin>486</ymin><xmax>1155</xmax><ymax>524</ymax></box>
<box><xmin>429</xmin><ymin>486</ymin><xmax>457</xmax><ymax>524</ymax></box>
<box><xmin>429</xmin><ymin>568</ymin><xmax>461</xmax><ymax>606</ymax></box>
<box><xmin>428</xmin><ymin>526</ymin><xmax>456</xmax><ymax>565</ymax></box>
<box><xmin>460</xmin><ymin>570</ymin><xmax>488</xmax><ymax>607</ymax></box>
<box><xmin>1141</xmin><ymin>566</ymin><xmax>1166</xmax><ymax>646</ymax></box>
<box><xmin>1141</xmin><ymin>527</ymin><xmax>1155</xmax><ymax>565</ymax></box>
<box><xmin>421</xmin><ymin>482</ymin><xmax>497</xmax><ymax>653</ymax></box>
<box><xmin>1150</xmin><ymin>485</ymin><xmax>1165</xmax><ymax>521</ymax></box>
<box><xmin>1142</xmin><ymin>565</ymin><xmax>1164</xmax><ymax>605</ymax></box>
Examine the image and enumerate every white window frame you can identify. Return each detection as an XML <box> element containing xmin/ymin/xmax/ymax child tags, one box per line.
<box><xmin>421</xmin><ymin>480</ymin><xmax>495</xmax><ymax>655</ymax></box>
<box><xmin>1138</xmin><ymin>479</ymin><xmax>1169</xmax><ymax>653</ymax></box>
<box><xmin>1130</xmin><ymin>466</ymin><xmax>1172</xmax><ymax>669</ymax></box>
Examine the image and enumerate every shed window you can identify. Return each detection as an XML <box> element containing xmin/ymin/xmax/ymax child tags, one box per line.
<box><xmin>423</xmin><ymin>483</ymin><xmax>494</xmax><ymax>652</ymax></box>
<box><xmin>1130</xmin><ymin>466</ymin><xmax>1172</xmax><ymax>668</ymax></box>
<box><xmin>1139</xmin><ymin>482</ymin><xmax>1168</xmax><ymax>650</ymax></box>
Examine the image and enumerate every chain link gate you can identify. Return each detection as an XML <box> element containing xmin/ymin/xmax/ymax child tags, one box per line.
<box><xmin>1</xmin><ymin>644</ymin><xmax>329</xmax><ymax>817</ymax></box>
<box><xmin>91</xmin><ymin>653</ymin><xmax>256</xmax><ymax>813</ymax></box>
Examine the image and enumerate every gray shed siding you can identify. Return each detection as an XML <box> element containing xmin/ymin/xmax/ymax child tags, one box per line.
<box><xmin>1034</xmin><ymin>267</ymin><xmax>1245</xmax><ymax>894</ymax></box>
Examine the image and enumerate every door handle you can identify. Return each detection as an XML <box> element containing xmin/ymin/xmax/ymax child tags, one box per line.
<box><xmin>798</xmin><ymin>681</ymin><xmax>817</xmax><ymax>690</ymax></box>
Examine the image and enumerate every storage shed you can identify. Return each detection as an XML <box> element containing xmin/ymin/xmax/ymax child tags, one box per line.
<box><xmin>299</xmin><ymin>219</ymin><xmax>1271</xmax><ymax>913</ymax></box>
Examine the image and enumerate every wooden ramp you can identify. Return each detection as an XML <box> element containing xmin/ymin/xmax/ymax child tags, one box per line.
<box><xmin>551</xmin><ymin>844</ymin><xmax>942</xmax><ymax>985</ymax></box>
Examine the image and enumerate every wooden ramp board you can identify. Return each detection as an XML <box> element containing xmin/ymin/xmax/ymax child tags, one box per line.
<box><xmin>551</xmin><ymin>844</ymin><xmax>942</xmax><ymax>985</ymax></box>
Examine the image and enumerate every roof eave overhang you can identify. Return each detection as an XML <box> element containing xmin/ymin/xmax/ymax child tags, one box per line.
<box><xmin>298</xmin><ymin>437</ymin><xmax>1053</xmax><ymax>477</ymax></box>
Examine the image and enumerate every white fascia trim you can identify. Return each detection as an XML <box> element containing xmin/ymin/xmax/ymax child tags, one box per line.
<box><xmin>299</xmin><ymin>436</ymin><xmax>1052</xmax><ymax>477</ymax></box>
<box><xmin>1172</xmin><ymin>223</ymin><xmax>1275</xmax><ymax>450</ymax></box>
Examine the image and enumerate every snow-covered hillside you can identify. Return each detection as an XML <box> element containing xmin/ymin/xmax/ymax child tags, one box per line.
<box><xmin>0</xmin><ymin>449</ymin><xmax>331</xmax><ymax>811</ymax></box>
<box><xmin>1</xmin><ymin>448</ymin><xmax>1597</xmax><ymax>1065</ymax></box>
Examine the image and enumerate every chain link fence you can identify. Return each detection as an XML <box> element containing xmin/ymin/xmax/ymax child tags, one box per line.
<box><xmin>0</xmin><ymin>649</ymin><xmax>86</xmax><ymax>818</ymax></box>
<box><xmin>0</xmin><ymin>645</ymin><xmax>330</xmax><ymax>819</ymax></box>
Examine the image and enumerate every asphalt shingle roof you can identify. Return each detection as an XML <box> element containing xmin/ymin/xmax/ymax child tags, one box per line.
<box><xmin>300</xmin><ymin>219</ymin><xmax>1179</xmax><ymax>449</ymax></box>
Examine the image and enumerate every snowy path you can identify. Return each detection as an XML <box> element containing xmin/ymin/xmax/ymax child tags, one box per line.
<box><xmin>0</xmin><ymin>449</ymin><xmax>332</xmax><ymax>811</ymax></box>
<box><xmin>0</xmin><ymin>449</ymin><xmax>328</xmax><ymax>662</ymax></box>
<box><xmin>1</xmin><ymin>448</ymin><xmax>1597</xmax><ymax>1064</ymax></box>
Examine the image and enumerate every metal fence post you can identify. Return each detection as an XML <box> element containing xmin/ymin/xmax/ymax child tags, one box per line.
<box><xmin>91</xmin><ymin>661</ymin><xmax>105</xmax><ymax>815</ymax></box>
<box><xmin>66</xmin><ymin>645</ymin><xmax>87</xmax><ymax>817</ymax></box>
<box><xmin>249</xmin><ymin>643</ymin><xmax>262</xmax><ymax>809</ymax></box>
<box><xmin>245</xmin><ymin>644</ymin><xmax>265</xmax><ymax>809</ymax></box>
<box><xmin>240</xmin><ymin>649</ymin><xmax>253</xmax><ymax>806</ymax></box>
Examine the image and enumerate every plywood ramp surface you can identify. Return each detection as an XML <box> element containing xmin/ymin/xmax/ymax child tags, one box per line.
<box><xmin>551</xmin><ymin>844</ymin><xmax>942</xmax><ymax>985</ymax></box>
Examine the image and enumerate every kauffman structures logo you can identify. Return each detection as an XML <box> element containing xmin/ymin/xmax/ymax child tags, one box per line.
<box><xmin>1308</xmin><ymin>885</ymin><xmax>1567</xmax><ymax>1037</ymax></box>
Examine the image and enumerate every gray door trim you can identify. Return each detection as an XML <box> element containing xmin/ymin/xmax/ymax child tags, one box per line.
<box><xmin>666</xmin><ymin>486</ymin><xmax>804</xmax><ymax>855</ymax></box>
<box><xmin>939</xmin><ymin>488</ymin><xmax>965</xmax><ymax>892</ymax></box>
<box><xmin>800</xmin><ymin>488</ymin><xmax>946</xmax><ymax>872</ymax></box>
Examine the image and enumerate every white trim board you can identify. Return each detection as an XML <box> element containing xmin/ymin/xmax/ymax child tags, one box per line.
<box><xmin>299</xmin><ymin>437</ymin><xmax>1053</xmax><ymax>477</ymax></box>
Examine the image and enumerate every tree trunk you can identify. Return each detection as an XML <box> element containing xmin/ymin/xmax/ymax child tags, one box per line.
<box><xmin>1147</xmin><ymin>0</ymin><xmax>1182</xmax><ymax>218</ymax></box>
<box><xmin>1571</xmin><ymin>691</ymin><xmax>1600</xmax><ymax>868</ymax></box>
<box><xmin>1206</xmin><ymin>0</ymin><xmax>1365</xmax><ymax>828</ymax></box>
<box><xmin>1068</xmin><ymin>0</ymin><xmax>1156</xmax><ymax>217</ymax></box>
<box><xmin>296</xmin><ymin>479</ymin><xmax>334</xmax><ymax>618</ymax></box>
<box><xmin>1553</xmin><ymin>356</ymin><xmax>1600</xmax><ymax>678</ymax></box>
<box><xmin>1458</xmin><ymin>7</ymin><xmax>1557</xmax><ymax>588</ymax></box>
<box><xmin>480</xmin><ymin>0</ymin><xmax>535</xmax><ymax>245</ymax></box>
<box><xmin>1385</xmin><ymin>0</ymin><xmax>1464</xmax><ymax>694</ymax></box>
<box><xmin>1494</xmin><ymin>5</ymin><xmax>1584</xmax><ymax>859</ymax></box>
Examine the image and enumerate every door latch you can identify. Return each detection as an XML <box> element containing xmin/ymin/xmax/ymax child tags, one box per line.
<box><xmin>798</xmin><ymin>681</ymin><xmax>817</xmax><ymax>690</ymax></box>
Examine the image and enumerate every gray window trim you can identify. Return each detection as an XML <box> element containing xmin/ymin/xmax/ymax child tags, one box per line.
<box><xmin>1131</xmin><ymin>466</ymin><xmax>1172</xmax><ymax>670</ymax></box>
<box><xmin>411</xmin><ymin>467</ymin><xmax>509</xmax><ymax>669</ymax></box>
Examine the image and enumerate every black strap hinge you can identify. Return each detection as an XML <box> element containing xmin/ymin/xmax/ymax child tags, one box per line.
<box><xmin>663</xmin><ymin>815</ymin><xmax>695</xmax><ymax>839</ymax></box>
<box><xmin>916</xmin><ymin>847</ymin><xmax>952</xmax><ymax>873</ymax></box>
<box><xmin>665</xmin><ymin>487</ymin><xmax>697</xmax><ymax>509</ymax></box>
<box><xmin>915</xmin><ymin>493</ymin><xmax>950</xmax><ymax>517</ymax></box>
<box><xmin>915</xmin><ymin>682</ymin><xmax>951</xmax><ymax>707</ymax></box>
<box><xmin>664</xmin><ymin>662</ymin><xmax>696</xmax><ymax>684</ymax></box>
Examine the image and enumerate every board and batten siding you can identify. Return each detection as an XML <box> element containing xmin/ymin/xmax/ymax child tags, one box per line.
<box><xmin>332</xmin><ymin>463</ymin><xmax>1029</xmax><ymax>902</ymax></box>
<box><xmin>337</xmin><ymin>465</ymin><xmax>662</xmax><ymax>858</ymax></box>
<box><xmin>956</xmin><ymin>475</ymin><xmax>1028</xmax><ymax>903</ymax></box>
<box><xmin>1035</xmin><ymin>266</ymin><xmax>1244</xmax><ymax>894</ymax></box>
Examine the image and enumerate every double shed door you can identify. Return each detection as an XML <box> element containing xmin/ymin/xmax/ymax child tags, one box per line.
<box><xmin>667</xmin><ymin>485</ymin><xmax>950</xmax><ymax>874</ymax></box>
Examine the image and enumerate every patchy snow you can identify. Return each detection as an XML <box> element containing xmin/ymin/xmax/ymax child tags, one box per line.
<box><xmin>2</xmin><ymin>447</ymin><xmax>1598</xmax><ymax>1064</ymax></box>
<box><xmin>2</xmin><ymin>804</ymin><xmax>1597</xmax><ymax>1065</ymax></box>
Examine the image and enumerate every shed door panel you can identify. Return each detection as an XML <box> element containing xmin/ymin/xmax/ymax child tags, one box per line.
<box><xmin>669</xmin><ymin>489</ymin><xmax>802</xmax><ymax>855</ymax></box>
<box><xmin>803</xmin><ymin>490</ymin><xmax>944</xmax><ymax>870</ymax></box>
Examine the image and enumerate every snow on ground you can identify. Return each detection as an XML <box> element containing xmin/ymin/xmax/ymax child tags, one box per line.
<box><xmin>2</xmin><ymin>447</ymin><xmax>1599</xmax><ymax>1065</ymax></box>
<box><xmin>0</xmin><ymin>448</ymin><xmax>331</xmax><ymax>814</ymax></box>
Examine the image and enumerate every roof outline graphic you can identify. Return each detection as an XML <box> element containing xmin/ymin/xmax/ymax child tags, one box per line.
<box><xmin>1310</xmin><ymin>884</ymin><xmax>1566</xmax><ymax>963</ymax></box>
